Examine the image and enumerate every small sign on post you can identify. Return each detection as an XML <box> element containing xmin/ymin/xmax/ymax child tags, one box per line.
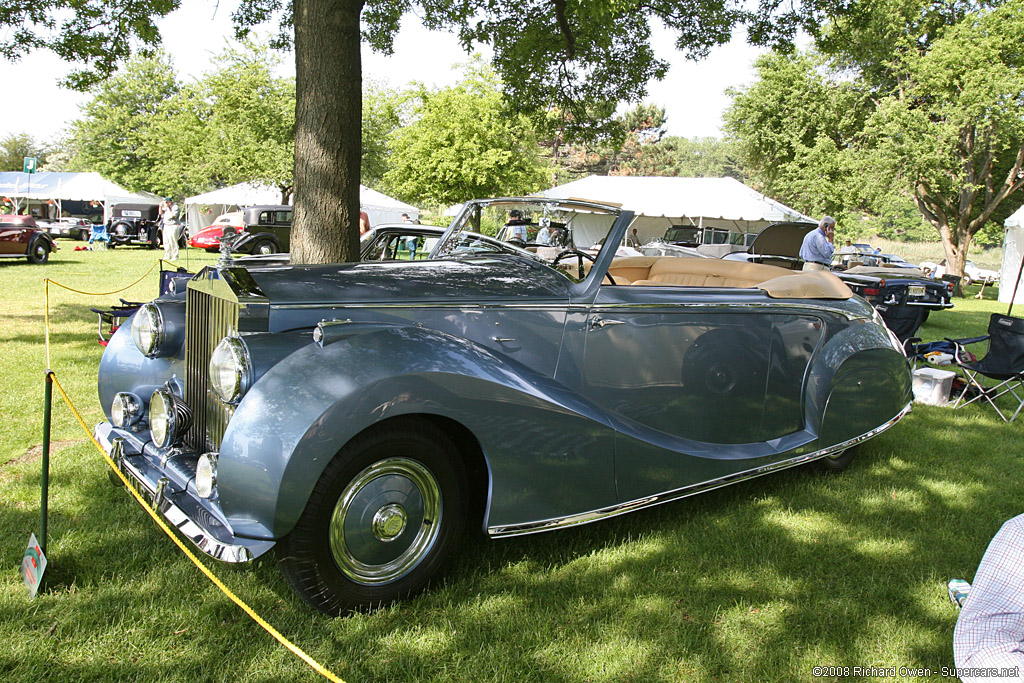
<box><xmin>23</xmin><ymin>157</ymin><xmax>37</xmax><ymax>174</ymax></box>
<box><xmin>21</xmin><ymin>533</ymin><xmax>47</xmax><ymax>598</ymax></box>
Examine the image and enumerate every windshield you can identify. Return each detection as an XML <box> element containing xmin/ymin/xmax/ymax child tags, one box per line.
<box><xmin>432</xmin><ymin>198</ymin><xmax>622</xmax><ymax>280</ymax></box>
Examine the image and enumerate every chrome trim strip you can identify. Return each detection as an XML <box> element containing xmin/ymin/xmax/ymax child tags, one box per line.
<box><xmin>486</xmin><ymin>402</ymin><xmax>912</xmax><ymax>538</ymax></box>
<box><xmin>274</xmin><ymin>300</ymin><xmax>868</xmax><ymax>320</ymax></box>
<box><xmin>94</xmin><ymin>423</ymin><xmax>272</xmax><ymax>563</ymax></box>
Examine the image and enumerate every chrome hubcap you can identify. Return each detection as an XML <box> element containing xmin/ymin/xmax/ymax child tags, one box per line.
<box><xmin>372</xmin><ymin>504</ymin><xmax>408</xmax><ymax>541</ymax></box>
<box><xmin>329</xmin><ymin>457</ymin><xmax>441</xmax><ymax>585</ymax></box>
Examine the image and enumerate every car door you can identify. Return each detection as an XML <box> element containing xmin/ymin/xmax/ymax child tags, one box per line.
<box><xmin>570</xmin><ymin>283</ymin><xmax>821</xmax><ymax>501</ymax></box>
<box><xmin>0</xmin><ymin>222</ymin><xmax>26</xmax><ymax>255</ymax></box>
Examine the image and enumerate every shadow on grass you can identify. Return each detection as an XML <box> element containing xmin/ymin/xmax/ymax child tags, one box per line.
<box><xmin>6</xmin><ymin>405</ymin><xmax>1019</xmax><ymax>682</ymax></box>
<box><xmin>296</xmin><ymin>408</ymin><xmax>1022</xmax><ymax>682</ymax></box>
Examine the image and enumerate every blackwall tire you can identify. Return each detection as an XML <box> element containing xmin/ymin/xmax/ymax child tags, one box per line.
<box><xmin>27</xmin><ymin>241</ymin><xmax>50</xmax><ymax>264</ymax></box>
<box><xmin>277</xmin><ymin>419</ymin><xmax>467</xmax><ymax>615</ymax></box>
<box><xmin>813</xmin><ymin>445</ymin><xmax>860</xmax><ymax>473</ymax></box>
<box><xmin>252</xmin><ymin>240</ymin><xmax>277</xmax><ymax>255</ymax></box>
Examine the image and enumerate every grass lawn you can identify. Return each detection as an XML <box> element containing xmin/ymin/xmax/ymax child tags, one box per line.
<box><xmin>2</xmin><ymin>246</ymin><xmax>1022</xmax><ymax>682</ymax></box>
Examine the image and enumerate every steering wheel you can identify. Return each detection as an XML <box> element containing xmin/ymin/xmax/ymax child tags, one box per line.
<box><xmin>551</xmin><ymin>249</ymin><xmax>616</xmax><ymax>285</ymax></box>
<box><xmin>505</xmin><ymin>237</ymin><xmax>527</xmax><ymax>248</ymax></box>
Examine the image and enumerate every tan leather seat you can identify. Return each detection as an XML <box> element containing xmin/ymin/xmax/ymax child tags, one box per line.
<box><xmin>606</xmin><ymin>256</ymin><xmax>852</xmax><ymax>299</ymax></box>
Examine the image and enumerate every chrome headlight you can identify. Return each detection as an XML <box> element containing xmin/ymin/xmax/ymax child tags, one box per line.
<box><xmin>131</xmin><ymin>304</ymin><xmax>164</xmax><ymax>357</ymax></box>
<box><xmin>209</xmin><ymin>336</ymin><xmax>252</xmax><ymax>404</ymax></box>
<box><xmin>195</xmin><ymin>452</ymin><xmax>219</xmax><ymax>499</ymax></box>
<box><xmin>149</xmin><ymin>389</ymin><xmax>193</xmax><ymax>449</ymax></box>
<box><xmin>111</xmin><ymin>392</ymin><xmax>143</xmax><ymax>429</ymax></box>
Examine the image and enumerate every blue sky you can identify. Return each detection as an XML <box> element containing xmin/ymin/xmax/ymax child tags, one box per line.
<box><xmin>3</xmin><ymin>0</ymin><xmax>767</xmax><ymax>144</ymax></box>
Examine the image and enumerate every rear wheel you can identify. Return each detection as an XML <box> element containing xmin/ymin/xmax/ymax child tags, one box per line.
<box><xmin>277</xmin><ymin>419</ymin><xmax>467</xmax><ymax>615</ymax></box>
<box><xmin>251</xmin><ymin>239</ymin><xmax>277</xmax><ymax>255</ymax></box>
<box><xmin>813</xmin><ymin>445</ymin><xmax>860</xmax><ymax>473</ymax></box>
<box><xmin>27</xmin><ymin>240</ymin><xmax>50</xmax><ymax>264</ymax></box>
<box><xmin>962</xmin><ymin>275</ymin><xmax>973</xmax><ymax>286</ymax></box>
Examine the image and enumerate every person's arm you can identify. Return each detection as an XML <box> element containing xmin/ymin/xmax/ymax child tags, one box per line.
<box><xmin>954</xmin><ymin>515</ymin><xmax>1024</xmax><ymax>680</ymax></box>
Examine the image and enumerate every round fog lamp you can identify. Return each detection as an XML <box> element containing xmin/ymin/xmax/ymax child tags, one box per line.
<box><xmin>196</xmin><ymin>453</ymin><xmax>219</xmax><ymax>499</ymax></box>
<box><xmin>149</xmin><ymin>389</ymin><xmax>193</xmax><ymax>449</ymax></box>
<box><xmin>209</xmin><ymin>336</ymin><xmax>251</xmax><ymax>404</ymax></box>
<box><xmin>111</xmin><ymin>392</ymin><xmax>142</xmax><ymax>429</ymax></box>
<box><xmin>131</xmin><ymin>304</ymin><xmax>164</xmax><ymax>357</ymax></box>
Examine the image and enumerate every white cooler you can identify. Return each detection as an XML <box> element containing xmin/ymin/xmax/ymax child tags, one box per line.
<box><xmin>912</xmin><ymin>367</ymin><xmax>957</xmax><ymax>406</ymax></box>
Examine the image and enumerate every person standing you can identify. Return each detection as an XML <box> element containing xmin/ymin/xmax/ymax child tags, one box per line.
<box><xmin>799</xmin><ymin>216</ymin><xmax>836</xmax><ymax>271</ymax></box>
<box><xmin>160</xmin><ymin>199</ymin><xmax>180</xmax><ymax>260</ymax></box>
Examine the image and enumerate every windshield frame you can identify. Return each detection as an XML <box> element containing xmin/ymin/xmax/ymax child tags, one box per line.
<box><xmin>430</xmin><ymin>197</ymin><xmax>628</xmax><ymax>290</ymax></box>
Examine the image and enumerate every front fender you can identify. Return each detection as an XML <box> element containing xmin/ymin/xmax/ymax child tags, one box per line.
<box><xmin>97</xmin><ymin>317</ymin><xmax>184</xmax><ymax>421</ymax></box>
<box><xmin>218</xmin><ymin>325</ymin><xmax>618</xmax><ymax>540</ymax></box>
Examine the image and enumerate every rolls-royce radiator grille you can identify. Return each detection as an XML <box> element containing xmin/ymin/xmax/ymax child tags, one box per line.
<box><xmin>185</xmin><ymin>288</ymin><xmax>238</xmax><ymax>452</ymax></box>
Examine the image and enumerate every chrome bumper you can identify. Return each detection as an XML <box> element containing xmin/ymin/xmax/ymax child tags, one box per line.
<box><xmin>94</xmin><ymin>422</ymin><xmax>274</xmax><ymax>563</ymax></box>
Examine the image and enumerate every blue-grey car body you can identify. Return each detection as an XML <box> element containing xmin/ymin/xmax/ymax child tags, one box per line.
<box><xmin>95</xmin><ymin>196</ymin><xmax>912</xmax><ymax>590</ymax></box>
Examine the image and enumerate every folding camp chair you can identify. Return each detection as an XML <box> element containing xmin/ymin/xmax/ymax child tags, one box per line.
<box><xmin>949</xmin><ymin>313</ymin><xmax>1024</xmax><ymax>422</ymax></box>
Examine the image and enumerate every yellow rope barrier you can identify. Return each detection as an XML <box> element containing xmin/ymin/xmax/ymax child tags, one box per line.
<box><xmin>42</xmin><ymin>273</ymin><xmax>346</xmax><ymax>683</ymax></box>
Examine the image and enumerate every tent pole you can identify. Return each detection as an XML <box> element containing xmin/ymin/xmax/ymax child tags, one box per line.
<box><xmin>1009</xmin><ymin>241</ymin><xmax>1024</xmax><ymax>317</ymax></box>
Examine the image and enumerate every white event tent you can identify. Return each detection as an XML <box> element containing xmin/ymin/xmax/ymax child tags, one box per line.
<box><xmin>184</xmin><ymin>181</ymin><xmax>420</xmax><ymax>235</ymax></box>
<box><xmin>543</xmin><ymin>175</ymin><xmax>814</xmax><ymax>250</ymax></box>
<box><xmin>0</xmin><ymin>171</ymin><xmax>160</xmax><ymax>221</ymax></box>
<box><xmin>1001</xmin><ymin>205</ymin><xmax>1024</xmax><ymax>306</ymax></box>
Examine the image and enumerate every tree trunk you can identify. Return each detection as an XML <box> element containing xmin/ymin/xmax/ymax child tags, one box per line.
<box><xmin>290</xmin><ymin>0</ymin><xmax>364</xmax><ymax>265</ymax></box>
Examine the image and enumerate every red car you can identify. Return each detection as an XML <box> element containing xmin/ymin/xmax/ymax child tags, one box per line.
<box><xmin>0</xmin><ymin>215</ymin><xmax>59</xmax><ymax>264</ymax></box>
<box><xmin>189</xmin><ymin>212</ymin><xmax>244</xmax><ymax>252</ymax></box>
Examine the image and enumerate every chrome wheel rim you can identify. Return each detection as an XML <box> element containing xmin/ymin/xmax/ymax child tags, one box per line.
<box><xmin>257</xmin><ymin>243</ymin><xmax>273</xmax><ymax>254</ymax></box>
<box><xmin>329</xmin><ymin>458</ymin><xmax>441</xmax><ymax>585</ymax></box>
<box><xmin>33</xmin><ymin>244</ymin><xmax>47</xmax><ymax>261</ymax></box>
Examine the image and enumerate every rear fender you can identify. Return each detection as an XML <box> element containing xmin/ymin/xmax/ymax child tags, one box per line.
<box><xmin>808</xmin><ymin>320</ymin><xmax>912</xmax><ymax>446</ymax></box>
<box><xmin>218</xmin><ymin>325</ymin><xmax>617</xmax><ymax>540</ymax></box>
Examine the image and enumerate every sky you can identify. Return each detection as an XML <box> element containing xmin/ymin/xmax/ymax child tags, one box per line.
<box><xmin>1</xmin><ymin>0</ymin><xmax>768</xmax><ymax>145</ymax></box>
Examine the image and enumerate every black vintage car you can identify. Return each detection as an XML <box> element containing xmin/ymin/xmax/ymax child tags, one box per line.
<box><xmin>107</xmin><ymin>203</ymin><xmax>159</xmax><ymax>248</ymax></box>
<box><xmin>724</xmin><ymin>222</ymin><xmax>953</xmax><ymax>341</ymax></box>
<box><xmin>107</xmin><ymin>203</ymin><xmax>186</xmax><ymax>249</ymax></box>
<box><xmin>220</xmin><ymin>205</ymin><xmax>292</xmax><ymax>255</ymax></box>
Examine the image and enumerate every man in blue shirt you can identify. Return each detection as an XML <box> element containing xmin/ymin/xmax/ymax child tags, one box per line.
<box><xmin>799</xmin><ymin>216</ymin><xmax>836</xmax><ymax>271</ymax></box>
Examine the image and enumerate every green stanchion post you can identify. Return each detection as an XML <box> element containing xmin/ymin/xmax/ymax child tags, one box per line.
<box><xmin>41</xmin><ymin>371</ymin><xmax>53</xmax><ymax>555</ymax></box>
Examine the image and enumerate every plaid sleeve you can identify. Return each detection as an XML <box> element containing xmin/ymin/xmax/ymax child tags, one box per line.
<box><xmin>953</xmin><ymin>514</ymin><xmax>1024</xmax><ymax>681</ymax></box>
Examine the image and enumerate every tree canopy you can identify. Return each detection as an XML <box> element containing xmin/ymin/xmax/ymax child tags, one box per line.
<box><xmin>383</xmin><ymin>63</ymin><xmax>551</xmax><ymax>205</ymax></box>
<box><xmin>3</xmin><ymin>0</ymin><xmax>841</xmax><ymax>263</ymax></box>
<box><xmin>0</xmin><ymin>133</ymin><xmax>49</xmax><ymax>172</ymax></box>
<box><xmin>724</xmin><ymin>0</ymin><xmax>1024</xmax><ymax>267</ymax></box>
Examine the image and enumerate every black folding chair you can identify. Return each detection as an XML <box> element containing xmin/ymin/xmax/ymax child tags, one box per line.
<box><xmin>949</xmin><ymin>314</ymin><xmax>1024</xmax><ymax>422</ymax></box>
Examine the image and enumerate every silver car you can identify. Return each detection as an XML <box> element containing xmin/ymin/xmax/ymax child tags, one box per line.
<box><xmin>95</xmin><ymin>197</ymin><xmax>912</xmax><ymax>614</ymax></box>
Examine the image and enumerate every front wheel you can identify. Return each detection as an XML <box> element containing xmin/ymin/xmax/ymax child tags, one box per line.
<box><xmin>27</xmin><ymin>240</ymin><xmax>50</xmax><ymax>264</ymax></box>
<box><xmin>277</xmin><ymin>419</ymin><xmax>467</xmax><ymax>615</ymax></box>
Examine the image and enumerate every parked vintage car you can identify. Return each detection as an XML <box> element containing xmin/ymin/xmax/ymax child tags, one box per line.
<box><xmin>189</xmin><ymin>206</ymin><xmax>290</xmax><ymax>255</ymax></box>
<box><xmin>94</xmin><ymin>197</ymin><xmax>912</xmax><ymax>615</ymax></box>
<box><xmin>188</xmin><ymin>212</ymin><xmax>246</xmax><ymax>251</ymax></box>
<box><xmin>107</xmin><ymin>203</ymin><xmax>186</xmax><ymax>249</ymax></box>
<box><xmin>40</xmin><ymin>216</ymin><xmax>93</xmax><ymax>241</ymax></box>
<box><xmin>726</xmin><ymin>222</ymin><xmax>953</xmax><ymax>340</ymax></box>
<box><xmin>0</xmin><ymin>214</ymin><xmax>59</xmax><ymax>264</ymax></box>
<box><xmin>920</xmin><ymin>259</ymin><xmax>1000</xmax><ymax>286</ymax></box>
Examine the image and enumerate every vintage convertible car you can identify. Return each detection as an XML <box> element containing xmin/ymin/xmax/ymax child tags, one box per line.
<box><xmin>94</xmin><ymin>197</ymin><xmax>912</xmax><ymax>615</ymax></box>
<box><xmin>0</xmin><ymin>214</ymin><xmax>59</xmax><ymax>263</ymax></box>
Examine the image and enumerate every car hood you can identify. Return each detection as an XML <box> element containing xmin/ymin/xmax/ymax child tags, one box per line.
<box><xmin>235</xmin><ymin>255</ymin><xmax>571</xmax><ymax>306</ymax></box>
<box><xmin>747</xmin><ymin>222</ymin><xmax>816</xmax><ymax>256</ymax></box>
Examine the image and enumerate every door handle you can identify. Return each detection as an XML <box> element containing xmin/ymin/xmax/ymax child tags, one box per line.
<box><xmin>589</xmin><ymin>318</ymin><xmax>624</xmax><ymax>330</ymax></box>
